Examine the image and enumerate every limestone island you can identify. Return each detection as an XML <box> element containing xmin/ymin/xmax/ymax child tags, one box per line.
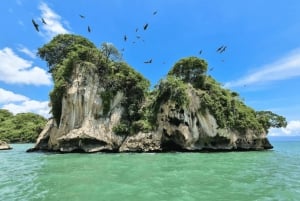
<box><xmin>28</xmin><ymin>34</ymin><xmax>287</xmax><ymax>153</ymax></box>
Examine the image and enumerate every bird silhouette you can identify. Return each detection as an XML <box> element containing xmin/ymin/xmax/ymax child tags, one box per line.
<box><xmin>136</xmin><ymin>36</ymin><xmax>141</xmax><ymax>39</ymax></box>
<box><xmin>143</xmin><ymin>23</ymin><xmax>149</xmax><ymax>30</ymax></box>
<box><xmin>217</xmin><ymin>45</ymin><xmax>224</xmax><ymax>52</ymax></box>
<box><xmin>88</xmin><ymin>26</ymin><xmax>91</xmax><ymax>32</ymax></box>
<box><xmin>41</xmin><ymin>18</ymin><xmax>47</xmax><ymax>24</ymax></box>
<box><xmin>199</xmin><ymin>50</ymin><xmax>202</xmax><ymax>54</ymax></box>
<box><xmin>220</xmin><ymin>46</ymin><xmax>227</xmax><ymax>53</ymax></box>
<box><xmin>79</xmin><ymin>14</ymin><xmax>85</xmax><ymax>19</ymax></box>
<box><xmin>135</xmin><ymin>28</ymin><xmax>138</xmax><ymax>32</ymax></box>
<box><xmin>153</xmin><ymin>11</ymin><xmax>158</xmax><ymax>15</ymax></box>
<box><xmin>144</xmin><ymin>59</ymin><xmax>152</xmax><ymax>64</ymax></box>
<box><xmin>32</xmin><ymin>19</ymin><xmax>39</xmax><ymax>32</ymax></box>
<box><xmin>124</xmin><ymin>35</ymin><xmax>127</xmax><ymax>41</ymax></box>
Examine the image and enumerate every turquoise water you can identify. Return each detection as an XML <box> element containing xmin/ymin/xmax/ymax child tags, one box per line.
<box><xmin>1</xmin><ymin>137</ymin><xmax>300</xmax><ymax>201</ymax></box>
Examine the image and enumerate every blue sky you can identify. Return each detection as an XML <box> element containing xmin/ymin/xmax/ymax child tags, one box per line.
<box><xmin>1</xmin><ymin>0</ymin><xmax>300</xmax><ymax>136</ymax></box>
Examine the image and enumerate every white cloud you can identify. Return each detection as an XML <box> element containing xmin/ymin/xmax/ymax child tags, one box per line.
<box><xmin>225</xmin><ymin>49</ymin><xmax>300</xmax><ymax>88</ymax></box>
<box><xmin>39</xmin><ymin>2</ymin><xmax>70</xmax><ymax>40</ymax></box>
<box><xmin>269</xmin><ymin>120</ymin><xmax>300</xmax><ymax>136</ymax></box>
<box><xmin>0</xmin><ymin>88</ymin><xmax>50</xmax><ymax>118</ymax></box>
<box><xmin>0</xmin><ymin>88</ymin><xmax>29</xmax><ymax>103</ymax></box>
<box><xmin>17</xmin><ymin>45</ymin><xmax>36</xmax><ymax>59</ymax></box>
<box><xmin>0</xmin><ymin>47</ymin><xmax>52</xmax><ymax>85</ymax></box>
<box><xmin>2</xmin><ymin>100</ymin><xmax>50</xmax><ymax>118</ymax></box>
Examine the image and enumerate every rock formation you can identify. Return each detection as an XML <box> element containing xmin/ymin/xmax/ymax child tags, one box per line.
<box><xmin>28</xmin><ymin>34</ymin><xmax>285</xmax><ymax>153</ymax></box>
<box><xmin>0</xmin><ymin>140</ymin><xmax>12</xmax><ymax>150</ymax></box>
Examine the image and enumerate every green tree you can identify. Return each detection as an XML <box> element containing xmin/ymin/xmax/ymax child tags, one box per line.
<box><xmin>38</xmin><ymin>34</ymin><xmax>97</xmax><ymax>72</ymax></box>
<box><xmin>256</xmin><ymin>111</ymin><xmax>287</xmax><ymax>130</ymax></box>
<box><xmin>0</xmin><ymin>111</ymin><xmax>47</xmax><ymax>143</ymax></box>
<box><xmin>100</xmin><ymin>42</ymin><xmax>122</xmax><ymax>62</ymax></box>
<box><xmin>168</xmin><ymin>57</ymin><xmax>208</xmax><ymax>88</ymax></box>
<box><xmin>0</xmin><ymin>109</ymin><xmax>13</xmax><ymax>123</ymax></box>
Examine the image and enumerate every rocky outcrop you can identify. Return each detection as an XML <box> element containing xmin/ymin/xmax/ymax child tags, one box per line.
<box><xmin>0</xmin><ymin>140</ymin><xmax>12</xmax><ymax>150</ymax></box>
<box><xmin>29</xmin><ymin>35</ymin><xmax>280</xmax><ymax>153</ymax></box>
<box><xmin>29</xmin><ymin>62</ymin><xmax>273</xmax><ymax>153</ymax></box>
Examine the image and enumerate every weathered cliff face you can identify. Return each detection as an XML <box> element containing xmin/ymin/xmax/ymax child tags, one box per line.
<box><xmin>30</xmin><ymin>62</ymin><xmax>272</xmax><ymax>153</ymax></box>
<box><xmin>30</xmin><ymin>63</ymin><xmax>126</xmax><ymax>152</ymax></box>
<box><xmin>155</xmin><ymin>87</ymin><xmax>273</xmax><ymax>151</ymax></box>
<box><xmin>29</xmin><ymin>34</ymin><xmax>280</xmax><ymax>153</ymax></box>
<box><xmin>0</xmin><ymin>140</ymin><xmax>12</xmax><ymax>150</ymax></box>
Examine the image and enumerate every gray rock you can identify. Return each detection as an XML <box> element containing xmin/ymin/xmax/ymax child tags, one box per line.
<box><xmin>0</xmin><ymin>140</ymin><xmax>12</xmax><ymax>150</ymax></box>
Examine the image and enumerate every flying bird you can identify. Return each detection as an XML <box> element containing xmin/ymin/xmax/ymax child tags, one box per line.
<box><xmin>41</xmin><ymin>18</ymin><xmax>47</xmax><ymax>24</ymax></box>
<box><xmin>79</xmin><ymin>14</ymin><xmax>85</xmax><ymax>19</ymax></box>
<box><xmin>135</xmin><ymin>28</ymin><xmax>139</xmax><ymax>32</ymax></box>
<box><xmin>143</xmin><ymin>23</ymin><xmax>149</xmax><ymax>30</ymax></box>
<box><xmin>217</xmin><ymin>45</ymin><xmax>224</xmax><ymax>52</ymax></box>
<box><xmin>88</xmin><ymin>26</ymin><xmax>91</xmax><ymax>32</ymax></box>
<box><xmin>153</xmin><ymin>11</ymin><xmax>158</xmax><ymax>15</ymax></box>
<box><xmin>220</xmin><ymin>46</ymin><xmax>227</xmax><ymax>53</ymax></box>
<box><xmin>136</xmin><ymin>36</ymin><xmax>141</xmax><ymax>39</ymax></box>
<box><xmin>124</xmin><ymin>35</ymin><xmax>127</xmax><ymax>41</ymax></box>
<box><xmin>32</xmin><ymin>19</ymin><xmax>39</xmax><ymax>32</ymax></box>
<box><xmin>199</xmin><ymin>50</ymin><xmax>202</xmax><ymax>54</ymax></box>
<box><xmin>144</xmin><ymin>59</ymin><xmax>152</xmax><ymax>64</ymax></box>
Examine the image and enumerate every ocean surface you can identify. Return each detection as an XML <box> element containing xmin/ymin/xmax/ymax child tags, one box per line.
<box><xmin>1</xmin><ymin>137</ymin><xmax>300</xmax><ymax>201</ymax></box>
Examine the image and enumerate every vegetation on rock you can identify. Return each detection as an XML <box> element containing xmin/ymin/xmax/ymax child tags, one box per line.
<box><xmin>38</xmin><ymin>34</ymin><xmax>287</xmax><ymax>136</ymax></box>
<box><xmin>0</xmin><ymin>109</ymin><xmax>47</xmax><ymax>143</ymax></box>
<box><xmin>38</xmin><ymin>34</ymin><xmax>150</xmax><ymax>132</ymax></box>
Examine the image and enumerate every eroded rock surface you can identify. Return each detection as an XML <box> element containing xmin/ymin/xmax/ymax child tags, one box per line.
<box><xmin>29</xmin><ymin>35</ymin><xmax>280</xmax><ymax>153</ymax></box>
<box><xmin>30</xmin><ymin>63</ymin><xmax>272</xmax><ymax>153</ymax></box>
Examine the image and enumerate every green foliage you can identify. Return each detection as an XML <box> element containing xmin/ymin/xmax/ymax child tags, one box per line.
<box><xmin>113</xmin><ymin>122</ymin><xmax>129</xmax><ymax>135</ymax></box>
<box><xmin>131</xmin><ymin>119</ymin><xmax>153</xmax><ymax>133</ymax></box>
<box><xmin>0</xmin><ymin>109</ymin><xmax>13</xmax><ymax>122</ymax></box>
<box><xmin>38</xmin><ymin>34</ymin><xmax>97</xmax><ymax>72</ymax></box>
<box><xmin>0</xmin><ymin>110</ymin><xmax>47</xmax><ymax>143</ymax></box>
<box><xmin>168</xmin><ymin>57</ymin><xmax>208</xmax><ymax>88</ymax></box>
<box><xmin>100</xmin><ymin>91</ymin><xmax>114</xmax><ymax>116</ymax></box>
<box><xmin>256</xmin><ymin>111</ymin><xmax>287</xmax><ymax>130</ymax></box>
<box><xmin>154</xmin><ymin>75</ymin><xmax>189</xmax><ymax>108</ymax></box>
<box><xmin>105</xmin><ymin>62</ymin><xmax>151</xmax><ymax>134</ymax></box>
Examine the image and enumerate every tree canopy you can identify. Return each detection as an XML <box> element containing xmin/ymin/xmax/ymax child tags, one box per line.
<box><xmin>0</xmin><ymin>109</ymin><xmax>47</xmax><ymax>143</ymax></box>
<box><xmin>168</xmin><ymin>57</ymin><xmax>208</xmax><ymax>88</ymax></box>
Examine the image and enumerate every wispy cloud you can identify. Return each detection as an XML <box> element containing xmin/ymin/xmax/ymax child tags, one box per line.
<box><xmin>38</xmin><ymin>2</ymin><xmax>70</xmax><ymax>40</ymax></box>
<box><xmin>0</xmin><ymin>47</ymin><xmax>52</xmax><ymax>85</ymax></box>
<box><xmin>0</xmin><ymin>88</ymin><xmax>50</xmax><ymax>118</ymax></box>
<box><xmin>0</xmin><ymin>88</ymin><xmax>29</xmax><ymax>103</ymax></box>
<box><xmin>269</xmin><ymin>120</ymin><xmax>300</xmax><ymax>136</ymax></box>
<box><xmin>225</xmin><ymin>49</ymin><xmax>300</xmax><ymax>88</ymax></box>
<box><xmin>17</xmin><ymin>45</ymin><xmax>36</xmax><ymax>59</ymax></box>
<box><xmin>16</xmin><ymin>0</ymin><xmax>22</xmax><ymax>6</ymax></box>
